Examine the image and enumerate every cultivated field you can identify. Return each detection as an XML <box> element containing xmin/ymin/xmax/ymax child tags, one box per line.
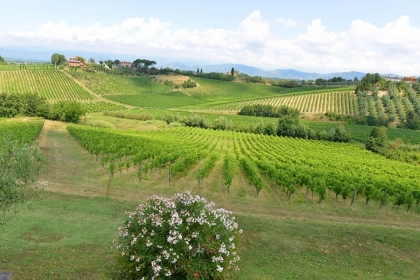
<box><xmin>2</xmin><ymin>118</ymin><xmax>420</xmax><ymax>279</ymax></box>
<box><xmin>2</xmin><ymin>68</ymin><xmax>420</xmax><ymax>279</ymax></box>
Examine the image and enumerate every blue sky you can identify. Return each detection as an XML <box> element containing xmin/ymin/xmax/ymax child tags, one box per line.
<box><xmin>1</xmin><ymin>0</ymin><xmax>420</xmax><ymax>74</ymax></box>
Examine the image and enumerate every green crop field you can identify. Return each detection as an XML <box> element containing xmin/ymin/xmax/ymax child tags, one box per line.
<box><xmin>1</xmin><ymin>114</ymin><xmax>420</xmax><ymax>279</ymax></box>
<box><xmin>67</xmin><ymin>124</ymin><xmax>420</xmax><ymax>207</ymax></box>
<box><xmin>105</xmin><ymin>91</ymin><xmax>205</xmax><ymax>108</ymax></box>
<box><xmin>0</xmin><ymin>69</ymin><xmax>93</xmax><ymax>101</ymax></box>
<box><xmin>79</xmin><ymin>101</ymin><xmax>127</xmax><ymax>113</ymax></box>
<box><xmin>67</xmin><ymin>71</ymin><xmax>173</xmax><ymax>95</ymax></box>
<box><xmin>0</xmin><ymin>63</ymin><xmax>52</xmax><ymax>71</ymax></box>
<box><xmin>0</xmin><ymin>117</ymin><xmax>44</xmax><ymax>143</ymax></box>
<box><xmin>203</xmin><ymin>90</ymin><xmax>358</xmax><ymax>114</ymax></box>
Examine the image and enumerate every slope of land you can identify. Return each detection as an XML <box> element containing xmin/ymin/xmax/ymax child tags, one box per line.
<box><xmin>2</xmin><ymin>119</ymin><xmax>419</xmax><ymax>279</ymax></box>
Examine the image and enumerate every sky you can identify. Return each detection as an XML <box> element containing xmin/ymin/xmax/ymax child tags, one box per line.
<box><xmin>1</xmin><ymin>0</ymin><xmax>420</xmax><ymax>75</ymax></box>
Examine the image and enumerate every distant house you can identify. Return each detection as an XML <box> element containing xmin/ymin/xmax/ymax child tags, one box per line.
<box><xmin>402</xmin><ymin>76</ymin><xmax>418</xmax><ymax>83</ymax></box>
<box><xmin>382</xmin><ymin>76</ymin><xmax>401</xmax><ymax>82</ymax></box>
<box><xmin>67</xmin><ymin>57</ymin><xmax>86</xmax><ymax>69</ymax></box>
<box><xmin>119</xmin><ymin>61</ymin><xmax>132</xmax><ymax>68</ymax></box>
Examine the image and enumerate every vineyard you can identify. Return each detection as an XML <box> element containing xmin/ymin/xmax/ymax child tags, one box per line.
<box><xmin>105</xmin><ymin>91</ymin><xmax>205</xmax><ymax>108</ymax></box>
<box><xmin>67</xmin><ymin>71</ymin><xmax>172</xmax><ymax>96</ymax></box>
<box><xmin>68</xmin><ymin>124</ymin><xmax>420</xmax><ymax>210</ymax></box>
<box><xmin>0</xmin><ymin>69</ymin><xmax>93</xmax><ymax>101</ymax></box>
<box><xmin>80</xmin><ymin>101</ymin><xmax>127</xmax><ymax>113</ymax></box>
<box><xmin>202</xmin><ymin>90</ymin><xmax>357</xmax><ymax>114</ymax></box>
<box><xmin>0</xmin><ymin>118</ymin><xmax>44</xmax><ymax>143</ymax></box>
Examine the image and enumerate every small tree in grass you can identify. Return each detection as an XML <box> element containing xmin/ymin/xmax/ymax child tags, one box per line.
<box><xmin>114</xmin><ymin>191</ymin><xmax>242</xmax><ymax>279</ymax></box>
<box><xmin>0</xmin><ymin>135</ymin><xmax>44</xmax><ymax>211</ymax></box>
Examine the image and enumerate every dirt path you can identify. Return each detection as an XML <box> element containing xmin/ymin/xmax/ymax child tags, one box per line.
<box><xmin>37</xmin><ymin>120</ymin><xmax>109</xmax><ymax>197</ymax></box>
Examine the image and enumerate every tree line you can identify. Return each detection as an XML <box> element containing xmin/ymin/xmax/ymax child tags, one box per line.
<box><xmin>0</xmin><ymin>92</ymin><xmax>85</xmax><ymax>123</ymax></box>
<box><xmin>164</xmin><ymin>104</ymin><xmax>351</xmax><ymax>142</ymax></box>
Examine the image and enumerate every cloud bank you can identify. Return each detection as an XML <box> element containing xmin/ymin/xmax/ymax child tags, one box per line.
<box><xmin>1</xmin><ymin>11</ymin><xmax>419</xmax><ymax>74</ymax></box>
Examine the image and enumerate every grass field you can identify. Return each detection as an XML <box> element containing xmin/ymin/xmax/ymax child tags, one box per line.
<box><xmin>2</xmin><ymin>119</ymin><xmax>420</xmax><ymax>279</ymax></box>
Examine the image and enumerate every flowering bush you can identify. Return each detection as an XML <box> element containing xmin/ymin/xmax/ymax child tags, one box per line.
<box><xmin>114</xmin><ymin>191</ymin><xmax>242</xmax><ymax>279</ymax></box>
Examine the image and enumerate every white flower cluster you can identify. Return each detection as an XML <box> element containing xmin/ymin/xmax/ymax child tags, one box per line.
<box><xmin>116</xmin><ymin>191</ymin><xmax>242</xmax><ymax>279</ymax></box>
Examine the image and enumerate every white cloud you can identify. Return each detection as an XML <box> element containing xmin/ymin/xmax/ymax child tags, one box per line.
<box><xmin>276</xmin><ymin>17</ymin><xmax>301</xmax><ymax>28</ymax></box>
<box><xmin>2</xmin><ymin>12</ymin><xmax>420</xmax><ymax>74</ymax></box>
<box><xmin>239</xmin><ymin>10</ymin><xmax>270</xmax><ymax>43</ymax></box>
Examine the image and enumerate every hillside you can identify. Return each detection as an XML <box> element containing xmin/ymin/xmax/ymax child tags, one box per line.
<box><xmin>2</xmin><ymin>118</ymin><xmax>420</xmax><ymax>279</ymax></box>
<box><xmin>0</xmin><ymin>67</ymin><xmax>128</xmax><ymax>112</ymax></box>
<box><xmin>1</xmin><ymin>64</ymin><xmax>420</xmax><ymax>278</ymax></box>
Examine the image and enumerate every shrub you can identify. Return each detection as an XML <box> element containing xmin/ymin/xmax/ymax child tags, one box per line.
<box><xmin>182</xmin><ymin>79</ymin><xmax>197</xmax><ymax>88</ymax></box>
<box><xmin>114</xmin><ymin>191</ymin><xmax>242</xmax><ymax>279</ymax></box>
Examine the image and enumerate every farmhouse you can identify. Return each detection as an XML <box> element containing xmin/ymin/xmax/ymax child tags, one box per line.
<box><xmin>382</xmin><ymin>75</ymin><xmax>401</xmax><ymax>82</ymax></box>
<box><xmin>67</xmin><ymin>57</ymin><xmax>86</xmax><ymax>69</ymax></box>
<box><xmin>119</xmin><ymin>61</ymin><xmax>132</xmax><ymax>67</ymax></box>
<box><xmin>402</xmin><ymin>76</ymin><xmax>418</xmax><ymax>83</ymax></box>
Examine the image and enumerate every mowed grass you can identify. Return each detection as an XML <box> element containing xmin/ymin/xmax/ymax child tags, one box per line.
<box><xmin>1</xmin><ymin>120</ymin><xmax>420</xmax><ymax>279</ymax></box>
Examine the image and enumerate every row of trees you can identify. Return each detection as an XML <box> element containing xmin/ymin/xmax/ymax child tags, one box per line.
<box><xmin>166</xmin><ymin>105</ymin><xmax>351</xmax><ymax>142</ymax></box>
<box><xmin>238</xmin><ymin>104</ymin><xmax>300</xmax><ymax>118</ymax></box>
<box><xmin>0</xmin><ymin>92</ymin><xmax>85</xmax><ymax>123</ymax></box>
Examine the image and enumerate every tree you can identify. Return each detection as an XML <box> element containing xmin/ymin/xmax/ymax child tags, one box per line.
<box><xmin>231</xmin><ymin>67</ymin><xmax>235</xmax><ymax>76</ymax></box>
<box><xmin>106</xmin><ymin>59</ymin><xmax>114</xmax><ymax>69</ymax></box>
<box><xmin>366</xmin><ymin>126</ymin><xmax>389</xmax><ymax>154</ymax></box>
<box><xmin>315</xmin><ymin>78</ymin><xmax>326</xmax><ymax>85</ymax></box>
<box><xmin>76</xmin><ymin>56</ymin><xmax>85</xmax><ymax>62</ymax></box>
<box><xmin>51</xmin><ymin>53</ymin><xmax>66</xmax><ymax>67</ymax></box>
<box><xmin>99</xmin><ymin>60</ymin><xmax>104</xmax><ymax>65</ymax></box>
<box><xmin>0</xmin><ymin>135</ymin><xmax>44</xmax><ymax>211</ymax></box>
<box><xmin>49</xmin><ymin>101</ymin><xmax>85</xmax><ymax>123</ymax></box>
<box><xmin>0</xmin><ymin>55</ymin><xmax>4</xmax><ymax>63</ymax></box>
<box><xmin>277</xmin><ymin>114</ymin><xmax>299</xmax><ymax>137</ymax></box>
<box><xmin>144</xmin><ymin>60</ymin><xmax>156</xmax><ymax>69</ymax></box>
<box><xmin>114</xmin><ymin>59</ymin><xmax>120</xmax><ymax>66</ymax></box>
<box><xmin>89</xmin><ymin>58</ymin><xmax>95</xmax><ymax>64</ymax></box>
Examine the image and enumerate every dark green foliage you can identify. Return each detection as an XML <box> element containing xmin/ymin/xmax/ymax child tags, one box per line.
<box><xmin>357</xmin><ymin>73</ymin><xmax>384</xmax><ymax>92</ymax></box>
<box><xmin>366</xmin><ymin>126</ymin><xmax>389</xmax><ymax>154</ymax></box>
<box><xmin>0</xmin><ymin>93</ymin><xmax>48</xmax><ymax>118</ymax></box>
<box><xmin>49</xmin><ymin>101</ymin><xmax>85</xmax><ymax>123</ymax></box>
<box><xmin>276</xmin><ymin>107</ymin><xmax>351</xmax><ymax>142</ymax></box>
<box><xmin>51</xmin><ymin>53</ymin><xmax>66</xmax><ymax>66</ymax></box>
<box><xmin>195</xmin><ymin>72</ymin><xmax>234</xmax><ymax>81</ymax></box>
<box><xmin>412</xmin><ymin>81</ymin><xmax>420</xmax><ymax>93</ymax></box>
<box><xmin>0</xmin><ymin>135</ymin><xmax>44</xmax><ymax>211</ymax></box>
<box><xmin>132</xmin><ymin>59</ymin><xmax>156</xmax><ymax>73</ymax></box>
<box><xmin>275</xmin><ymin>80</ymin><xmax>299</xmax><ymax>88</ymax></box>
<box><xmin>238</xmin><ymin>104</ymin><xmax>300</xmax><ymax>118</ymax></box>
<box><xmin>315</xmin><ymin>78</ymin><xmax>327</xmax><ymax>85</ymax></box>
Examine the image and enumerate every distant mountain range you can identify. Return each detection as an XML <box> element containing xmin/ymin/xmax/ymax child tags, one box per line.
<box><xmin>0</xmin><ymin>47</ymin><xmax>396</xmax><ymax>80</ymax></box>
<box><xmin>163</xmin><ymin>62</ymin><xmax>369</xmax><ymax>80</ymax></box>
